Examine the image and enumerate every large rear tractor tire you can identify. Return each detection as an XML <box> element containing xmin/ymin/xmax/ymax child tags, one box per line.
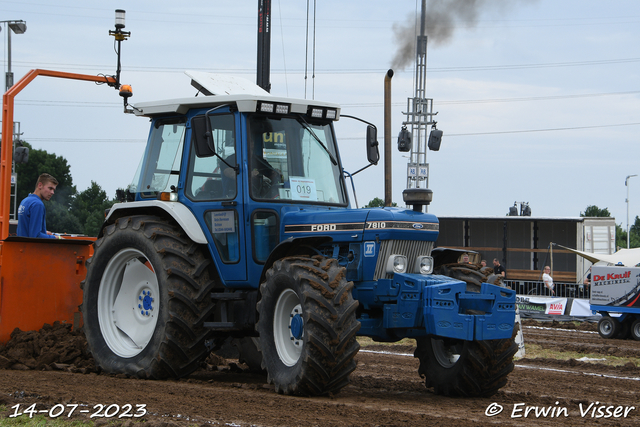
<box><xmin>414</xmin><ymin>335</ymin><xmax>517</xmax><ymax>397</ymax></box>
<box><xmin>82</xmin><ymin>215</ymin><xmax>217</xmax><ymax>379</ymax></box>
<box><xmin>256</xmin><ymin>256</ymin><xmax>361</xmax><ymax>396</ymax></box>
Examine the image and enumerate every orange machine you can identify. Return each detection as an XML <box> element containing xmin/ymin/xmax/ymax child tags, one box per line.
<box><xmin>0</xmin><ymin>70</ymin><xmax>117</xmax><ymax>343</ymax></box>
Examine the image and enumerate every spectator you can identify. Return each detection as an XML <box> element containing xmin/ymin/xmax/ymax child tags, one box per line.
<box><xmin>481</xmin><ymin>259</ymin><xmax>487</xmax><ymax>268</ymax></box>
<box><xmin>543</xmin><ymin>266</ymin><xmax>555</xmax><ymax>296</ymax></box>
<box><xmin>493</xmin><ymin>258</ymin><xmax>506</xmax><ymax>277</ymax></box>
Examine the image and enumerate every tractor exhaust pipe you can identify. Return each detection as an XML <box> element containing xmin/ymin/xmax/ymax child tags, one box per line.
<box><xmin>384</xmin><ymin>69</ymin><xmax>394</xmax><ymax>207</ymax></box>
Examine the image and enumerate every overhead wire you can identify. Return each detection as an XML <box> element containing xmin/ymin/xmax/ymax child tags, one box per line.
<box><xmin>6</xmin><ymin>57</ymin><xmax>640</xmax><ymax>75</ymax></box>
<box><xmin>337</xmin><ymin>122</ymin><xmax>640</xmax><ymax>140</ymax></box>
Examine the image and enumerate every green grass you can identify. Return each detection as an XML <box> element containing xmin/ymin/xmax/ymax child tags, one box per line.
<box><xmin>358</xmin><ymin>333</ymin><xmax>640</xmax><ymax>368</ymax></box>
<box><xmin>520</xmin><ymin>343</ymin><xmax>639</xmax><ymax>367</ymax></box>
<box><xmin>0</xmin><ymin>413</ymin><xmax>93</xmax><ymax>427</ymax></box>
<box><xmin>357</xmin><ymin>337</ymin><xmax>416</xmax><ymax>347</ymax></box>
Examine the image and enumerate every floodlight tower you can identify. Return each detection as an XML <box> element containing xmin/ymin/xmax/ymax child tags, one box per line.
<box><xmin>399</xmin><ymin>0</ymin><xmax>440</xmax><ymax>212</ymax></box>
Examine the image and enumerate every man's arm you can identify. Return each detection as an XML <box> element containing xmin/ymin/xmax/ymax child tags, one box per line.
<box><xmin>29</xmin><ymin>203</ymin><xmax>55</xmax><ymax>239</ymax></box>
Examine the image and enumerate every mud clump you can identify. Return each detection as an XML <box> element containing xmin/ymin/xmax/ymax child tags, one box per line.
<box><xmin>0</xmin><ymin>322</ymin><xmax>96</xmax><ymax>373</ymax></box>
<box><xmin>0</xmin><ymin>322</ymin><xmax>241</xmax><ymax>376</ymax></box>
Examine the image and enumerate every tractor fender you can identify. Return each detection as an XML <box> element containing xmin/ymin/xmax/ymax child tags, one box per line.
<box><xmin>103</xmin><ymin>201</ymin><xmax>208</xmax><ymax>244</ymax></box>
<box><xmin>259</xmin><ymin>235</ymin><xmax>333</xmax><ymax>285</ymax></box>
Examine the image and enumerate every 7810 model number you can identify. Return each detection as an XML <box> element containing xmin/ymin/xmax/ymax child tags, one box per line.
<box><xmin>366</xmin><ymin>222</ymin><xmax>386</xmax><ymax>229</ymax></box>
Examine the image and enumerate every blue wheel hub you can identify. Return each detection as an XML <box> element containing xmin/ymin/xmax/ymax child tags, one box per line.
<box><xmin>290</xmin><ymin>313</ymin><xmax>304</xmax><ymax>340</ymax></box>
<box><xmin>138</xmin><ymin>290</ymin><xmax>154</xmax><ymax>316</ymax></box>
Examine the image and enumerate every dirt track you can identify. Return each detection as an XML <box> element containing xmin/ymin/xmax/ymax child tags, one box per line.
<box><xmin>1</xmin><ymin>321</ymin><xmax>639</xmax><ymax>426</ymax></box>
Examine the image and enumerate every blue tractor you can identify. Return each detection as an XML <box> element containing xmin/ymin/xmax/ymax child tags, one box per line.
<box><xmin>82</xmin><ymin>75</ymin><xmax>517</xmax><ymax>397</ymax></box>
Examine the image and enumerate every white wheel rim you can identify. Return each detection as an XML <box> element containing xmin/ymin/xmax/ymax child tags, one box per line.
<box><xmin>97</xmin><ymin>248</ymin><xmax>160</xmax><ymax>358</ymax></box>
<box><xmin>634</xmin><ymin>322</ymin><xmax>640</xmax><ymax>338</ymax></box>
<box><xmin>432</xmin><ymin>338</ymin><xmax>461</xmax><ymax>368</ymax></box>
<box><xmin>273</xmin><ymin>288</ymin><xmax>303</xmax><ymax>367</ymax></box>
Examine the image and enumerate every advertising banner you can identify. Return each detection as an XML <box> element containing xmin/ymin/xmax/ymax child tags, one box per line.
<box><xmin>590</xmin><ymin>266</ymin><xmax>640</xmax><ymax>308</ymax></box>
<box><xmin>569</xmin><ymin>298</ymin><xmax>595</xmax><ymax>317</ymax></box>
<box><xmin>516</xmin><ymin>296</ymin><xmax>568</xmax><ymax>316</ymax></box>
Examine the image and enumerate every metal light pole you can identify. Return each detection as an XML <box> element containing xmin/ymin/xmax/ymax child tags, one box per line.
<box><xmin>0</xmin><ymin>20</ymin><xmax>27</xmax><ymax>91</ymax></box>
<box><xmin>626</xmin><ymin>174</ymin><xmax>637</xmax><ymax>249</ymax></box>
<box><xmin>0</xmin><ymin>20</ymin><xmax>26</xmax><ymax>220</ymax></box>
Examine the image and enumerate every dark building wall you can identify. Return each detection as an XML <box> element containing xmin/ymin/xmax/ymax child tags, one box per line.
<box><xmin>436</xmin><ymin>217</ymin><xmax>579</xmax><ymax>280</ymax></box>
<box><xmin>536</xmin><ymin>220</ymin><xmax>577</xmax><ymax>273</ymax></box>
<box><xmin>505</xmin><ymin>221</ymin><xmax>532</xmax><ymax>271</ymax></box>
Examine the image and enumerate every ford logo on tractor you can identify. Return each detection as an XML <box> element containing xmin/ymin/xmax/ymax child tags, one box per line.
<box><xmin>413</xmin><ymin>223</ymin><xmax>423</xmax><ymax>229</ymax></box>
<box><xmin>311</xmin><ymin>224</ymin><xmax>337</xmax><ymax>232</ymax></box>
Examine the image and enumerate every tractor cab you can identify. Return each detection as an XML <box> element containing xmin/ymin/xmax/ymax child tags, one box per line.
<box><xmin>113</xmin><ymin>73</ymin><xmax>369</xmax><ymax>289</ymax></box>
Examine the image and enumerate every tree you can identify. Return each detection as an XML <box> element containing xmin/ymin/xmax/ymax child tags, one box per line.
<box><xmin>617</xmin><ymin>217</ymin><xmax>640</xmax><ymax>249</ymax></box>
<box><xmin>70</xmin><ymin>181</ymin><xmax>116</xmax><ymax>236</ymax></box>
<box><xmin>15</xmin><ymin>141</ymin><xmax>78</xmax><ymax>233</ymax></box>
<box><xmin>580</xmin><ymin>205</ymin><xmax>611</xmax><ymax>217</ymax></box>
<box><xmin>14</xmin><ymin>142</ymin><xmax>115</xmax><ymax>236</ymax></box>
<box><xmin>15</xmin><ymin>141</ymin><xmax>75</xmax><ymax>207</ymax></box>
<box><xmin>46</xmin><ymin>202</ymin><xmax>82</xmax><ymax>234</ymax></box>
<box><xmin>363</xmin><ymin>197</ymin><xmax>397</xmax><ymax>208</ymax></box>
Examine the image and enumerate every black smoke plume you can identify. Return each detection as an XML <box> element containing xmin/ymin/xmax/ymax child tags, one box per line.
<box><xmin>391</xmin><ymin>0</ymin><xmax>537</xmax><ymax>70</ymax></box>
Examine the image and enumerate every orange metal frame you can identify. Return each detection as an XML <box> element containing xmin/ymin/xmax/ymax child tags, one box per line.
<box><xmin>0</xmin><ymin>69</ymin><xmax>116</xmax><ymax>240</ymax></box>
<box><xmin>0</xmin><ymin>70</ymin><xmax>117</xmax><ymax>343</ymax></box>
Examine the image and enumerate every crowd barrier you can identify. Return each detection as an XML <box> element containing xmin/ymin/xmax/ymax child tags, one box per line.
<box><xmin>515</xmin><ymin>294</ymin><xmax>601</xmax><ymax>322</ymax></box>
<box><xmin>505</xmin><ymin>279</ymin><xmax>590</xmax><ymax>299</ymax></box>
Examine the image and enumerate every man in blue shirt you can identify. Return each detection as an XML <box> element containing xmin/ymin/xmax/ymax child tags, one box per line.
<box><xmin>17</xmin><ymin>173</ymin><xmax>61</xmax><ymax>239</ymax></box>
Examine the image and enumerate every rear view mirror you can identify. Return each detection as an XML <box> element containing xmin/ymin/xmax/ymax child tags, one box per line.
<box><xmin>366</xmin><ymin>125</ymin><xmax>379</xmax><ymax>165</ymax></box>
<box><xmin>191</xmin><ymin>115</ymin><xmax>215</xmax><ymax>157</ymax></box>
<box><xmin>14</xmin><ymin>146</ymin><xmax>29</xmax><ymax>164</ymax></box>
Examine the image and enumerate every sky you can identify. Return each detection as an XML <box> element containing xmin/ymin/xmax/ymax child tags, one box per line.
<box><xmin>1</xmin><ymin>0</ymin><xmax>640</xmax><ymax>226</ymax></box>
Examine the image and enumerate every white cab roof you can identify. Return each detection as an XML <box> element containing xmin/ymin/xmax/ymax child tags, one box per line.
<box><xmin>132</xmin><ymin>71</ymin><xmax>340</xmax><ymax>119</ymax></box>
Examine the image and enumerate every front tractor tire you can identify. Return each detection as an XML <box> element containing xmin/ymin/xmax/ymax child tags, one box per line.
<box><xmin>82</xmin><ymin>215</ymin><xmax>216</xmax><ymax>379</ymax></box>
<box><xmin>414</xmin><ymin>335</ymin><xmax>517</xmax><ymax>397</ymax></box>
<box><xmin>256</xmin><ymin>256</ymin><xmax>361</xmax><ymax>396</ymax></box>
<box><xmin>417</xmin><ymin>262</ymin><xmax>518</xmax><ymax>397</ymax></box>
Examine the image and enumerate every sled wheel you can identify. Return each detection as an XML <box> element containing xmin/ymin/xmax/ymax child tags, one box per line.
<box><xmin>597</xmin><ymin>316</ymin><xmax>620</xmax><ymax>339</ymax></box>
<box><xmin>616</xmin><ymin>320</ymin><xmax>630</xmax><ymax>340</ymax></box>
<box><xmin>631</xmin><ymin>319</ymin><xmax>640</xmax><ymax>341</ymax></box>
<box><xmin>414</xmin><ymin>334</ymin><xmax>517</xmax><ymax>397</ymax></box>
<box><xmin>256</xmin><ymin>256</ymin><xmax>360</xmax><ymax>395</ymax></box>
<box><xmin>82</xmin><ymin>215</ymin><xmax>216</xmax><ymax>378</ymax></box>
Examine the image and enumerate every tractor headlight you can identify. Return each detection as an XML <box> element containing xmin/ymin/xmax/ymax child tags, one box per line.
<box><xmin>416</xmin><ymin>256</ymin><xmax>434</xmax><ymax>275</ymax></box>
<box><xmin>386</xmin><ymin>255</ymin><xmax>407</xmax><ymax>274</ymax></box>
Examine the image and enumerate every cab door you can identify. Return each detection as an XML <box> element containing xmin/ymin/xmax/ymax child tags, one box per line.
<box><xmin>183</xmin><ymin>110</ymin><xmax>248</xmax><ymax>285</ymax></box>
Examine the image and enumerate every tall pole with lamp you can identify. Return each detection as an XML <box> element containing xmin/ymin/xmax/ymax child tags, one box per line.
<box><xmin>1</xmin><ymin>20</ymin><xmax>27</xmax><ymax>91</ymax></box>
<box><xmin>626</xmin><ymin>174</ymin><xmax>637</xmax><ymax>249</ymax></box>
<box><xmin>0</xmin><ymin>20</ymin><xmax>26</xmax><ymax>219</ymax></box>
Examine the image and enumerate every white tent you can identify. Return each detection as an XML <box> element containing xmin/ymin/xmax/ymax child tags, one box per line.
<box><xmin>554</xmin><ymin>244</ymin><xmax>640</xmax><ymax>267</ymax></box>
